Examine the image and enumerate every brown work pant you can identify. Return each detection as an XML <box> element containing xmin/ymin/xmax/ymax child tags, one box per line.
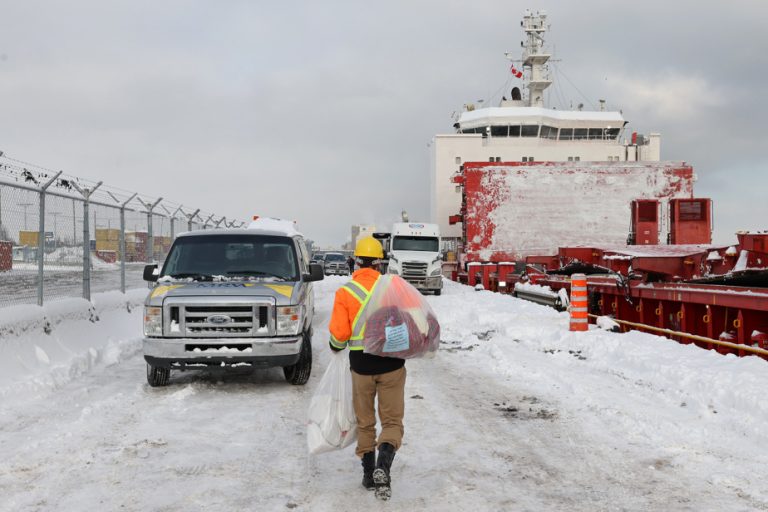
<box><xmin>351</xmin><ymin>367</ymin><xmax>406</xmax><ymax>458</ymax></box>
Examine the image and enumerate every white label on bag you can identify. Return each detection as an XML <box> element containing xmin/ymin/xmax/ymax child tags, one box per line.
<box><xmin>384</xmin><ymin>323</ymin><xmax>410</xmax><ymax>352</ymax></box>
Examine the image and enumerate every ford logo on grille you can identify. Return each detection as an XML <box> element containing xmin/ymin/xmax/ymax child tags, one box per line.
<box><xmin>207</xmin><ymin>314</ymin><xmax>232</xmax><ymax>325</ymax></box>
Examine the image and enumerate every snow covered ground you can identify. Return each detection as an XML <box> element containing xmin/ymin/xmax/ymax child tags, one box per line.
<box><xmin>1</xmin><ymin>277</ymin><xmax>767</xmax><ymax>511</ymax></box>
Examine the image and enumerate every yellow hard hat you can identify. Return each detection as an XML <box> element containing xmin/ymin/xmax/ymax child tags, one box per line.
<box><xmin>354</xmin><ymin>237</ymin><xmax>384</xmax><ymax>259</ymax></box>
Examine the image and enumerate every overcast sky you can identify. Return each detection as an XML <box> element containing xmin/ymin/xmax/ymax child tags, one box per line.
<box><xmin>1</xmin><ymin>1</ymin><xmax>766</xmax><ymax>246</ymax></box>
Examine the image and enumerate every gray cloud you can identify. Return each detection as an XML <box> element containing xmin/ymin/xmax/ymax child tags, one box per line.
<box><xmin>1</xmin><ymin>0</ymin><xmax>766</xmax><ymax>245</ymax></box>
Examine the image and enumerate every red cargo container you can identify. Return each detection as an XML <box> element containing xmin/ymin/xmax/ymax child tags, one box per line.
<box><xmin>457</xmin><ymin>161</ymin><xmax>695</xmax><ymax>263</ymax></box>
<box><xmin>668</xmin><ymin>198</ymin><xmax>712</xmax><ymax>245</ymax></box>
<box><xmin>0</xmin><ymin>241</ymin><xmax>12</xmax><ymax>271</ymax></box>
<box><xmin>630</xmin><ymin>199</ymin><xmax>660</xmax><ymax>245</ymax></box>
<box><xmin>95</xmin><ymin>250</ymin><xmax>117</xmax><ymax>264</ymax></box>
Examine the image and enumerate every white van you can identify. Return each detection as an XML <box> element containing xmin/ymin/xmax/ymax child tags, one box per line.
<box><xmin>386</xmin><ymin>223</ymin><xmax>443</xmax><ymax>295</ymax></box>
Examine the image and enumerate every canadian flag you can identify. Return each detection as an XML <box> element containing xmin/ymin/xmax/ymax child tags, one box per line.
<box><xmin>509</xmin><ymin>65</ymin><xmax>523</xmax><ymax>79</ymax></box>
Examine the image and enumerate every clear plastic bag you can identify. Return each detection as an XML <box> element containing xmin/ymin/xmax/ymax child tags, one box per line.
<box><xmin>307</xmin><ymin>351</ymin><xmax>358</xmax><ymax>455</ymax></box>
<box><xmin>358</xmin><ymin>275</ymin><xmax>441</xmax><ymax>359</ymax></box>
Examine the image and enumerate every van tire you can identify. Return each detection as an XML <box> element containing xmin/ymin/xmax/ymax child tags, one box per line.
<box><xmin>284</xmin><ymin>332</ymin><xmax>312</xmax><ymax>385</ymax></box>
<box><xmin>147</xmin><ymin>363</ymin><xmax>170</xmax><ymax>387</ymax></box>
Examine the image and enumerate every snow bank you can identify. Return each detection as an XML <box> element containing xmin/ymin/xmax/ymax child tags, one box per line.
<box><xmin>427</xmin><ymin>280</ymin><xmax>768</xmax><ymax>503</ymax></box>
<box><xmin>0</xmin><ymin>289</ymin><xmax>146</xmax><ymax>401</ymax></box>
<box><xmin>432</xmin><ymin>280</ymin><xmax>768</xmax><ymax>429</ymax></box>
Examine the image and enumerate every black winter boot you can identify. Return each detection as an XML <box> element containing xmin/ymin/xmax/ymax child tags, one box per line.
<box><xmin>361</xmin><ymin>451</ymin><xmax>375</xmax><ymax>490</ymax></box>
<box><xmin>373</xmin><ymin>442</ymin><xmax>396</xmax><ymax>501</ymax></box>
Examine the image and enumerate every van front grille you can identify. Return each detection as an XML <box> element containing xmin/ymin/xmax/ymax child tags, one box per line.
<box><xmin>164</xmin><ymin>299</ymin><xmax>273</xmax><ymax>337</ymax></box>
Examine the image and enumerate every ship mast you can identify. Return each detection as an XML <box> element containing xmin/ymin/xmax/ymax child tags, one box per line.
<box><xmin>520</xmin><ymin>9</ymin><xmax>551</xmax><ymax>107</ymax></box>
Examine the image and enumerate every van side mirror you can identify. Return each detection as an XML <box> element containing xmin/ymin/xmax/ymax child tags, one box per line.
<box><xmin>305</xmin><ymin>263</ymin><xmax>324</xmax><ymax>282</ymax></box>
<box><xmin>143</xmin><ymin>264</ymin><xmax>159</xmax><ymax>282</ymax></box>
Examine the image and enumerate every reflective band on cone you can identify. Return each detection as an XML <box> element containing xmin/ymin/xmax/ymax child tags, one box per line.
<box><xmin>569</xmin><ymin>273</ymin><xmax>589</xmax><ymax>331</ymax></box>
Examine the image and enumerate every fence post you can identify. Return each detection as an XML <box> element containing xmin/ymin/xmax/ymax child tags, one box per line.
<box><xmin>137</xmin><ymin>197</ymin><xmax>163</xmax><ymax>263</ymax></box>
<box><xmin>82</xmin><ymin>197</ymin><xmax>90</xmax><ymax>299</ymax></box>
<box><xmin>187</xmin><ymin>208</ymin><xmax>200</xmax><ymax>232</ymax></box>
<box><xmin>72</xmin><ymin>181</ymin><xmax>103</xmax><ymax>301</ymax></box>
<box><xmin>109</xmin><ymin>191</ymin><xmax>137</xmax><ymax>294</ymax></box>
<box><xmin>72</xmin><ymin>199</ymin><xmax>77</xmax><ymax>246</ymax></box>
<box><xmin>36</xmin><ymin>171</ymin><xmax>63</xmax><ymax>306</ymax></box>
<box><xmin>170</xmin><ymin>205</ymin><xmax>183</xmax><ymax>240</ymax></box>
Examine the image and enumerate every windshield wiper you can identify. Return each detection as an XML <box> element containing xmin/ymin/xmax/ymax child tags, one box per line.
<box><xmin>226</xmin><ymin>270</ymin><xmax>287</xmax><ymax>281</ymax></box>
<box><xmin>167</xmin><ymin>273</ymin><xmax>214</xmax><ymax>281</ymax></box>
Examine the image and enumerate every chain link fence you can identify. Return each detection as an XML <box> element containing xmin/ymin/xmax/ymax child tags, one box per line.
<box><xmin>0</xmin><ymin>154</ymin><xmax>246</xmax><ymax>308</ymax></box>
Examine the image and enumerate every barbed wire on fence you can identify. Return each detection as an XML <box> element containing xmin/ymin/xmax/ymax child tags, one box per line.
<box><xmin>0</xmin><ymin>152</ymin><xmax>247</xmax><ymax>308</ymax></box>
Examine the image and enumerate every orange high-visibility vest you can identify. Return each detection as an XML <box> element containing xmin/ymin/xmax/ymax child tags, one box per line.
<box><xmin>329</xmin><ymin>268</ymin><xmax>381</xmax><ymax>350</ymax></box>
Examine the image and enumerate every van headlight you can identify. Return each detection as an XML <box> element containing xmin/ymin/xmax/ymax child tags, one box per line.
<box><xmin>144</xmin><ymin>306</ymin><xmax>162</xmax><ymax>337</ymax></box>
<box><xmin>277</xmin><ymin>305</ymin><xmax>304</xmax><ymax>335</ymax></box>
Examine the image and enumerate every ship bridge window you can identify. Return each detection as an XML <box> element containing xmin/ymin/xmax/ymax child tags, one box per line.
<box><xmin>588</xmin><ymin>128</ymin><xmax>605</xmax><ymax>140</ymax></box>
<box><xmin>559</xmin><ymin>128</ymin><xmax>573</xmax><ymax>141</ymax></box>
<box><xmin>540</xmin><ymin>125</ymin><xmax>558</xmax><ymax>139</ymax></box>
<box><xmin>573</xmin><ymin>128</ymin><xmax>588</xmax><ymax>140</ymax></box>
<box><xmin>606</xmin><ymin>128</ymin><xmax>621</xmax><ymax>139</ymax></box>
<box><xmin>462</xmin><ymin>127</ymin><xmax>489</xmax><ymax>137</ymax></box>
<box><xmin>521</xmin><ymin>125</ymin><xmax>539</xmax><ymax>137</ymax></box>
<box><xmin>509</xmin><ymin>125</ymin><xmax>521</xmax><ymax>137</ymax></box>
<box><xmin>491</xmin><ymin>125</ymin><xmax>508</xmax><ymax>137</ymax></box>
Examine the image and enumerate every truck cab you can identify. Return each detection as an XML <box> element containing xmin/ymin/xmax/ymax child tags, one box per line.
<box><xmin>141</xmin><ymin>222</ymin><xmax>323</xmax><ymax>387</ymax></box>
<box><xmin>386</xmin><ymin>223</ymin><xmax>443</xmax><ymax>295</ymax></box>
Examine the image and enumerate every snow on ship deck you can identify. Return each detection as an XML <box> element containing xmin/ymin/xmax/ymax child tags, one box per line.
<box><xmin>462</xmin><ymin>161</ymin><xmax>695</xmax><ymax>262</ymax></box>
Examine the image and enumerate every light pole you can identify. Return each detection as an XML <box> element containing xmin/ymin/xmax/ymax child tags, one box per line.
<box><xmin>19</xmin><ymin>202</ymin><xmax>33</xmax><ymax>230</ymax></box>
<box><xmin>49</xmin><ymin>211</ymin><xmax>61</xmax><ymax>250</ymax></box>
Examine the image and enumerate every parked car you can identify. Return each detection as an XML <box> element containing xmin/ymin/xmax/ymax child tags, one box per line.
<box><xmin>323</xmin><ymin>252</ymin><xmax>349</xmax><ymax>276</ymax></box>
<box><xmin>310</xmin><ymin>253</ymin><xmax>325</xmax><ymax>266</ymax></box>
<box><xmin>141</xmin><ymin>226</ymin><xmax>324</xmax><ymax>387</ymax></box>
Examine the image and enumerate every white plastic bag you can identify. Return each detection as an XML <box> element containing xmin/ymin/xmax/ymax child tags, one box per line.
<box><xmin>307</xmin><ymin>351</ymin><xmax>357</xmax><ymax>454</ymax></box>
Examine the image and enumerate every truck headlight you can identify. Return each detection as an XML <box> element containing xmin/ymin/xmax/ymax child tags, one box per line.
<box><xmin>430</xmin><ymin>268</ymin><xmax>443</xmax><ymax>276</ymax></box>
<box><xmin>277</xmin><ymin>305</ymin><xmax>303</xmax><ymax>335</ymax></box>
<box><xmin>143</xmin><ymin>306</ymin><xmax>162</xmax><ymax>337</ymax></box>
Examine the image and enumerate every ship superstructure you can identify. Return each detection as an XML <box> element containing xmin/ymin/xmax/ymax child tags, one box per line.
<box><xmin>430</xmin><ymin>10</ymin><xmax>663</xmax><ymax>241</ymax></box>
<box><xmin>434</xmin><ymin>10</ymin><xmax>768</xmax><ymax>366</ymax></box>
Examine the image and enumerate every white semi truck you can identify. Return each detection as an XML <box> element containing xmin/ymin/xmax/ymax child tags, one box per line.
<box><xmin>386</xmin><ymin>222</ymin><xmax>443</xmax><ymax>295</ymax></box>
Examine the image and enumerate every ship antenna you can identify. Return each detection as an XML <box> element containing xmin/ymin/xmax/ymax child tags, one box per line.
<box><xmin>519</xmin><ymin>10</ymin><xmax>552</xmax><ymax>107</ymax></box>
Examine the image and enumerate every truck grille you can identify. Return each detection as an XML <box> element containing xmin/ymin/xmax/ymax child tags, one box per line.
<box><xmin>164</xmin><ymin>298</ymin><xmax>274</xmax><ymax>338</ymax></box>
<box><xmin>401</xmin><ymin>261</ymin><xmax>428</xmax><ymax>280</ymax></box>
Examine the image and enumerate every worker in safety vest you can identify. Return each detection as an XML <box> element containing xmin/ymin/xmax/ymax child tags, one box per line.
<box><xmin>328</xmin><ymin>236</ymin><xmax>405</xmax><ymax>501</ymax></box>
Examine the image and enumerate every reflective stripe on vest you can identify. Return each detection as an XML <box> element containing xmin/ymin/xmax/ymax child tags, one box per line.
<box><xmin>345</xmin><ymin>276</ymin><xmax>380</xmax><ymax>349</ymax></box>
<box><xmin>341</xmin><ymin>280</ymin><xmax>368</xmax><ymax>304</ymax></box>
<box><xmin>329</xmin><ymin>332</ymin><xmax>347</xmax><ymax>350</ymax></box>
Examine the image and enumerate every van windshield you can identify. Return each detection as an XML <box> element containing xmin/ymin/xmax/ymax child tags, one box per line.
<box><xmin>392</xmin><ymin>236</ymin><xmax>439</xmax><ymax>252</ymax></box>
<box><xmin>161</xmin><ymin>234</ymin><xmax>299</xmax><ymax>281</ymax></box>
<box><xmin>325</xmin><ymin>253</ymin><xmax>346</xmax><ymax>262</ymax></box>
